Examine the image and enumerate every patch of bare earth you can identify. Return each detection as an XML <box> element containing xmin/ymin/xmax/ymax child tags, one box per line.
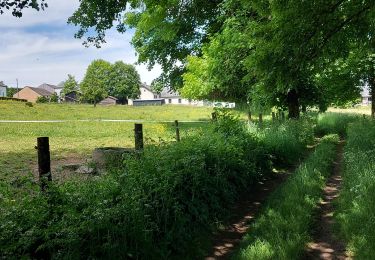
<box><xmin>205</xmin><ymin>171</ymin><xmax>290</xmax><ymax>260</ymax></box>
<box><xmin>304</xmin><ymin>141</ymin><xmax>351</xmax><ymax>260</ymax></box>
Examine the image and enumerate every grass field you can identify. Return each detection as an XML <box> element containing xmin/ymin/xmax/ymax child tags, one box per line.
<box><xmin>0</xmin><ymin>101</ymin><xmax>217</xmax><ymax>182</ymax></box>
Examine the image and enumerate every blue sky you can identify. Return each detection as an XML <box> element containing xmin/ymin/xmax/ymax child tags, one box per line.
<box><xmin>0</xmin><ymin>0</ymin><xmax>161</xmax><ymax>88</ymax></box>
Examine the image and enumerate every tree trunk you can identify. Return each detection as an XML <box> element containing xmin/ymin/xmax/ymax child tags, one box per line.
<box><xmin>286</xmin><ymin>89</ymin><xmax>300</xmax><ymax>119</ymax></box>
<box><xmin>370</xmin><ymin>78</ymin><xmax>375</xmax><ymax>119</ymax></box>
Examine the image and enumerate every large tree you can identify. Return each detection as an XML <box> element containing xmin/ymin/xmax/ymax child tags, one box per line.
<box><xmin>80</xmin><ymin>59</ymin><xmax>111</xmax><ymax>106</ymax></box>
<box><xmin>108</xmin><ymin>61</ymin><xmax>141</xmax><ymax>104</ymax></box>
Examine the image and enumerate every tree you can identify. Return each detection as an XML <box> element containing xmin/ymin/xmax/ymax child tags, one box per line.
<box><xmin>0</xmin><ymin>0</ymin><xmax>47</xmax><ymax>17</ymax></box>
<box><xmin>68</xmin><ymin>0</ymin><xmax>224</xmax><ymax>88</ymax></box>
<box><xmin>6</xmin><ymin>88</ymin><xmax>18</xmax><ymax>98</ymax></box>
<box><xmin>80</xmin><ymin>60</ymin><xmax>111</xmax><ymax>106</ymax></box>
<box><xmin>108</xmin><ymin>61</ymin><xmax>141</xmax><ymax>104</ymax></box>
<box><xmin>62</xmin><ymin>74</ymin><xmax>79</xmax><ymax>96</ymax></box>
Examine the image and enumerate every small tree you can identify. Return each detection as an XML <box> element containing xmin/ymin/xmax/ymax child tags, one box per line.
<box><xmin>80</xmin><ymin>60</ymin><xmax>111</xmax><ymax>106</ymax></box>
<box><xmin>50</xmin><ymin>93</ymin><xmax>59</xmax><ymax>103</ymax></box>
<box><xmin>62</xmin><ymin>74</ymin><xmax>79</xmax><ymax>97</ymax></box>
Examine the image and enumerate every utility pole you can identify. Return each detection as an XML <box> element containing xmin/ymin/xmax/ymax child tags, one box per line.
<box><xmin>16</xmin><ymin>78</ymin><xmax>19</xmax><ymax>98</ymax></box>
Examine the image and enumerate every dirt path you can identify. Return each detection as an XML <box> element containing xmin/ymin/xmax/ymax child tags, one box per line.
<box><xmin>304</xmin><ymin>141</ymin><xmax>350</xmax><ymax>260</ymax></box>
<box><xmin>205</xmin><ymin>172</ymin><xmax>290</xmax><ymax>260</ymax></box>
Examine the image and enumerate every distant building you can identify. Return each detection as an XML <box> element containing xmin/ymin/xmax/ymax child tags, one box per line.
<box><xmin>160</xmin><ymin>88</ymin><xmax>204</xmax><ymax>106</ymax></box>
<box><xmin>361</xmin><ymin>84</ymin><xmax>372</xmax><ymax>105</ymax></box>
<box><xmin>99</xmin><ymin>96</ymin><xmax>118</xmax><ymax>105</ymax></box>
<box><xmin>13</xmin><ymin>86</ymin><xmax>53</xmax><ymax>102</ymax></box>
<box><xmin>0</xmin><ymin>81</ymin><xmax>7</xmax><ymax>97</ymax></box>
<box><xmin>139</xmin><ymin>83</ymin><xmax>159</xmax><ymax>100</ymax></box>
<box><xmin>38</xmin><ymin>83</ymin><xmax>63</xmax><ymax>97</ymax></box>
<box><xmin>132</xmin><ymin>99</ymin><xmax>165</xmax><ymax>106</ymax></box>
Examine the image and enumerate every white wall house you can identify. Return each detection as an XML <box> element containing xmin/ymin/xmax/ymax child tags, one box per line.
<box><xmin>160</xmin><ymin>88</ymin><xmax>204</xmax><ymax>106</ymax></box>
<box><xmin>0</xmin><ymin>81</ymin><xmax>7</xmax><ymax>97</ymax></box>
<box><xmin>361</xmin><ymin>84</ymin><xmax>372</xmax><ymax>105</ymax></box>
<box><xmin>139</xmin><ymin>84</ymin><xmax>159</xmax><ymax>100</ymax></box>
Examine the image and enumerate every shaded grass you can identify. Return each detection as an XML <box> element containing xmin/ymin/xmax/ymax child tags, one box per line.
<box><xmin>234</xmin><ymin>134</ymin><xmax>339</xmax><ymax>260</ymax></box>
<box><xmin>336</xmin><ymin>120</ymin><xmax>375</xmax><ymax>259</ymax></box>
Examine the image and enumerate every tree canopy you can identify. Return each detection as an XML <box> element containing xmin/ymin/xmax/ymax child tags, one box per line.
<box><xmin>62</xmin><ymin>74</ymin><xmax>79</xmax><ymax>96</ymax></box>
<box><xmin>0</xmin><ymin>0</ymin><xmax>47</xmax><ymax>17</ymax></box>
<box><xmin>108</xmin><ymin>61</ymin><xmax>141</xmax><ymax>104</ymax></box>
<box><xmin>80</xmin><ymin>59</ymin><xmax>111</xmax><ymax>106</ymax></box>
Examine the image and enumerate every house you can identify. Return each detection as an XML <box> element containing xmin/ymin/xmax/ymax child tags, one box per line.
<box><xmin>160</xmin><ymin>88</ymin><xmax>204</xmax><ymax>106</ymax></box>
<box><xmin>361</xmin><ymin>85</ymin><xmax>372</xmax><ymax>105</ymax></box>
<box><xmin>140</xmin><ymin>83</ymin><xmax>159</xmax><ymax>100</ymax></box>
<box><xmin>13</xmin><ymin>86</ymin><xmax>53</xmax><ymax>102</ymax></box>
<box><xmin>99</xmin><ymin>96</ymin><xmax>118</xmax><ymax>105</ymax></box>
<box><xmin>0</xmin><ymin>81</ymin><xmax>7</xmax><ymax>97</ymax></box>
<box><xmin>38</xmin><ymin>83</ymin><xmax>63</xmax><ymax>96</ymax></box>
<box><xmin>64</xmin><ymin>90</ymin><xmax>80</xmax><ymax>103</ymax></box>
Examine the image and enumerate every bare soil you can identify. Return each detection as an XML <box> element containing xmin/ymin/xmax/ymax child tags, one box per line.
<box><xmin>304</xmin><ymin>141</ymin><xmax>351</xmax><ymax>260</ymax></box>
<box><xmin>205</xmin><ymin>171</ymin><xmax>291</xmax><ymax>260</ymax></box>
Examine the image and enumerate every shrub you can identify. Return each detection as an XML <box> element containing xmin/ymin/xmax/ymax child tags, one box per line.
<box><xmin>36</xmin><ymin>96</ymin><xmax>49</xmax><ymax>103</ymax></box>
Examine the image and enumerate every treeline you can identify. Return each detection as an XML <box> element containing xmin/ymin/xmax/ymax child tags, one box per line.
<box><xmin>61</xmin><ymin>60</ymin><xmax>142</xmax><ymax>106</ymax></box>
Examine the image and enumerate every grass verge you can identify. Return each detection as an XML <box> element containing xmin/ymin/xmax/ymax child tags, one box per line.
<box><xmin>336</xmin><ymin>120</ymin><xmax>375</xmax><ymax>259</ymax></box>
<box><xmin>234</xmin><ymin>134</ymin><xmax>339</xmax><ymax>260</ymax></box>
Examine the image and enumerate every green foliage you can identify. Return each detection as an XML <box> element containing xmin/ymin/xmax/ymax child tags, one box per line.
<box><xmin>0</xmin><ymin>0</ymin><xmax>47</xmax><ymax>17</ymax></box>
<box><xmin>235</xmin><ymin>135</ymin><xmax>338</xmax><ymax>260</ymax></box>
<box><xmin>36</xmin><ymin>96</ymin><xmax>49</xmax><ymax>103</ymax></box>
<box><xmin>80</xmin><ymin>59</ymin><xmax>111</xmax><ymax>106</ymax></box>
<box><xmin>25</xmin><ymin>102</ymin><xmax>33</xmax><ymax>107</ymax></box>
<box><xmin>49</xmin><ymin>93</ymin><xmax>58</xmax><ymax>103</ymax></box>
<box><xmin>337</xmin><ymin>120</ymin><xmax>375</xmax><ymax>259</ymax></box>
<box><xmin>108</xmin><ymin>61</ymin><xmax>141</xmax><ymax>103</ymax></box>
<box><xmin>6</xmin><ymin>88</ymin><xmax>18</xmax><ymax>97</ymax></box>
<box><xmin>315</xmin><ymin>113</ymin><xmax>360</xmax><ymax>137</ymax></box>
<box><xmin>61</xmin><ymin>74</ymin><xmax>79</xmax><ymax>96</ymax></box>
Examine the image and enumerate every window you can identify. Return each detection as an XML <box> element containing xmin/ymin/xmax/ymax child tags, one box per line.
<box><xmin>154</xmin><ymin>95</ymin><xmax>158</xmax><ymax>99</ymax></box>
<box><xmin>168</xmin><ymin>99</ymin><xmax>172</xmax><ymax>103</ymax></box>
<box><xmin>369</xmin><ymin>97</ymin><xmax>372</xmax><ymax>102</ymax></box>
<box><xmin>178</xmin><ymin>99</ymin><xmax>182</xmax><ymax>104</ymax></box>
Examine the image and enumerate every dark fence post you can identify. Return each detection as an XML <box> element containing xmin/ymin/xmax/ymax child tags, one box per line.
<box><xmin>175</xmin><ymin>120</ymin><xmax>180</xmax><ymax>142</ymax></box>
<box><xmin>36</xmin><ymin>137</ymin><xmax>52</xmax><ymax>190</ymax></box>
<box><xmin>247</xmin><ymin>111</ymin><xmax>252</xmax><ymax>122</ymax></box>
<box><xmin>211</xmin><ymin>112</ymin><xmax>217</xmax><ymax>121</ymax></box>
<box><xmin>259</xmin><ymin>113</ymin><xmax>263</xmax><ymax>124</ymax></box>
<box><xmin>271</xmin><ymin>112</ymin><xmax>275</xmax><ymax>121</ymax></box>
<box><xmin>134</xmin><ymin>123</ymin><xmax>144</xmax><ymax>150</ymax></box>
<box><xmin>281</xmin><ymin>112</ymin><xmax>285</xmax><ymax>121</ymax></box>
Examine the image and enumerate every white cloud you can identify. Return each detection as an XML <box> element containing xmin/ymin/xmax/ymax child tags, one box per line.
<box><xmin>0</xmin><ymin>0</ymin><xmax>161</xmax><ymax>87</ymax></box>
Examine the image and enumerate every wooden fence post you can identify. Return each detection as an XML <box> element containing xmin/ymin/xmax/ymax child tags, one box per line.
<box><xmin>36</xmin><ymin>137</ymin><xmax>52</xmax><ymax>190</ymax></box>
<box><xmin>134</xmin><ymin>123</ymin><xmax>144</xmax><ymax>150</ymax></box>
<box><xmin>247</xmin><ymin>111</ymin><xmax>252</xmax><ymax>122</ymax></box>
<box><xmin>271</xmin><ymin>112</ymin><xmax>275</xmax><ymax>121</ymax></box>
<box><xmin>259</xmin><ymin>113</ymin><xmax>263</xmax><ymax>124</ymax></box>
<box><xmin>175</xmin><ymin>120</ymin><xmax>180</xmax><ymax>142</ymax></box>
<box><xmin>281</xmin><ymin>112</ymin><xmax>285</xmax><ymax>121</ymax></box>
<box><xmin>211</xmin><ymin>112</ymin><xmax>217</xmax><ymax>121</ymax></box>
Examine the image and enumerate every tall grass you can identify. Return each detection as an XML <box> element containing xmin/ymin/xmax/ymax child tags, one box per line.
<box><xmin>314</xmin><ymin>112</ymin><xmax>361</xmax><ymax>137</ymax></box>
<box><xmin>234</xmin><ymin>134</ymin><xmax>339</xmax><ymax>260</ymax></box>
<box><xmin>337</xmin><ymin>120</ymin><xmax>375</xmax><ymax>259</ymax></box>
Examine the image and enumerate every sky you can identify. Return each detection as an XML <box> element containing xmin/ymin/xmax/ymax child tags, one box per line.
<box><xmin>0</xmin><ymin>0</ymin><xmax>161</xmax><ymax>88</ymax></box>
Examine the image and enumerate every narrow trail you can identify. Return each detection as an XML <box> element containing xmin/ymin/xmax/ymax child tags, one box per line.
<box><xmin>304</xmin><ymin>140</ymin><xmax>350</xmax><ymax>260</ymax></box>
<box><xmin>205</xmin><ymin>172</ymin><xmax>290</xmax><ymax>260</ymax></box>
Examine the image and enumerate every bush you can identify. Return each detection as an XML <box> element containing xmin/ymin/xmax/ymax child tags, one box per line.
<box><xmin>36</xmin><ymin>96</ymin><xmax>49</xmax><ymax>103</ymax></box>
<box><xmin>315</xmin><ymin>113</ymin><xmax>360</xmax><ymax>137</ymax></box>
<box><xmin>25</xmin><ymin>102</ymin><xmax>33</xmax><ymax>107</ymax></box>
